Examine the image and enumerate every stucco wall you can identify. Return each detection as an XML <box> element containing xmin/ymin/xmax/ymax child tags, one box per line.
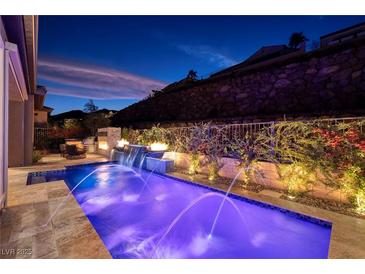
<box><xmin>8</xmin><ymin>100</ymin><xmax>25</xmax><ymax>167</ymax></box>
<box><xmin>34</xmin><ymin>110</ymin><xmax>48</xmax><ymax>126</ymax></box>
<box><xmin>113</xmin><ymin>39</ymin><xmax>365</xmax><ymax>128</ymax></box>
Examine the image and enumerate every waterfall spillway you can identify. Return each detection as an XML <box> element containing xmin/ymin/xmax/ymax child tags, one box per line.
<box><xmin>111</xmin><ymin>145</ymin><xmax>148</xmax><ymax>168</ymax></box>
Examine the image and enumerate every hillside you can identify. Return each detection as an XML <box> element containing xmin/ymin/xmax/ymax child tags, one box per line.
<box><xmin>111</xmin><ymin>38</ymin><xmax>365</xmax><ymax>128</ymax></box>
<box><xmin>50</xmin><ymin>108</ymin><xmax>117</xmax><ymax>123</ymax></box>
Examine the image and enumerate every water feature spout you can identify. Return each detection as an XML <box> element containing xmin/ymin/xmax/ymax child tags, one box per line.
<box><xmin>137</xmin><ymin>157</ymin><xmax>167</xmax><ymax>199</ymax></box>
<box><xmin>209</xmin><ymin>168</ymin><xmax>245</xmax><ymax>236</ymax></box>
<box><xmin>154</xmin><ymin>191</ymin><xmax>249</xmax><ymax>257</ymax></box>
<box><xmin>41</xmin><ymin>164</ymin><xmax>121</xmax><ymax>227</ymax></box>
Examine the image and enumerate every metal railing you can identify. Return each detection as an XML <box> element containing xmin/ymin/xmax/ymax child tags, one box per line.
<box><xmin>34</xmin><ymin>127</ymin><xmax>51</xmax><ymax>149</ymax></box>
<box><xmin>163</xmin><ymin>116</ymin><xmax>365</xmax><ymax>147</ymax></box>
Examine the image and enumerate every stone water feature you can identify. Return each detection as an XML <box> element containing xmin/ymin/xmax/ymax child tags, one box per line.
<box><xmin>110</xmin><ymin>144</ymin><xmax>174</xmax><ymax>173</ymax></box>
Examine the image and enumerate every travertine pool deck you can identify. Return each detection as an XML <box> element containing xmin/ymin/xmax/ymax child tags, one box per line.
<box><xmin>1</xmin><ymin>154</ymin><xmax>365</xmax><ymax>259</ymax></box>
<box><xmin>0</xmin><ymin>154</ymin><xmax>111</xmax><ymax>259</ymax></box>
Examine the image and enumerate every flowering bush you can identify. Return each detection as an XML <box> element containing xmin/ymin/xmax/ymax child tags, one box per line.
<box><xmin>313</xmin><ymin>121</ymin><xmax>365</xmax><ymax>212</ymax></box>
<box><xmin>256</xmin><ymin>122</ymin><xmax>320</xmax><ymax>196</ymax></box>
<box><xmin>260</xmin><ymin>120</ymin><xmax>365</xmax><ymax>211</ymax></box>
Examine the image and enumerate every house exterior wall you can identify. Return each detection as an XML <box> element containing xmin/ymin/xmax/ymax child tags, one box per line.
<box><xmin>0</xmin><ymin>39</ymin><xmax>9</xmax><ymax>209</ymax></box>
<box><xmin>24</xmin><ymin>94</ymin><xmax>34</xmax><ymax>165</ymax></box>
<box><xmin>8</xmin><ymin>100</ymin><xmax>25</xmax><ymax>167</ymax></box>
<box><xmin>321</xmin><ymin>23</ymin><xmax>365</xmax><ymax>48</ymax></box>
<box><xmin>7</xmin><ymin>83</ymin><xmax>34</xmax><ymax>168</ymax></box>
<box><xmin>34</xmin><ymin>109</ymin><xmax>48</xmax><ymax>126</ymax></box>
<box><xmin>1</xmin><ymin>16</ymin><xmax>38</xmax><ymax>210</ymax></box>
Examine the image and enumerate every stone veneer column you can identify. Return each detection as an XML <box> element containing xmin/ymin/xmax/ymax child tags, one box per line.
<box><xmin>97</xmin><ymin>127</ymin><xmax>121</xmax><ymax>157</ymax></box>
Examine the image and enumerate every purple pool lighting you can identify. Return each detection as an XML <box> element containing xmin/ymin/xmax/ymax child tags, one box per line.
<box><xmin>58</xmin><ymin>163</ymin><xmax>331</xmax><ymax>259</ymax></box>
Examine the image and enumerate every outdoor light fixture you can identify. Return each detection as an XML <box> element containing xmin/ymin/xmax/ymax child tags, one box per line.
<box><xmin>150</xmin><ymin>142</ymin><xmax>168</xmax><ymax>151</ymax></box>
<box><xmin>98</xmin><ymin>141</ymin><xmax>108</xmax><ymax>150</ymax></box>
<box><xmin>65</xmin><ymin>139</ymin><xmax>84</xmax><ymax>149</ymax></box>
<box><xmin>117</xmin><ymin>139</ymin><xmax>129</xmax><ymax>148</ymax></box>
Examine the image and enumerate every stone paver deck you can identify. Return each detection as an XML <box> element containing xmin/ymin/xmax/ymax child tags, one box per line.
<box><xmin>0</xmin><ymin>154</ymin><xmax>111</xmax><ymax>259</ymax></box>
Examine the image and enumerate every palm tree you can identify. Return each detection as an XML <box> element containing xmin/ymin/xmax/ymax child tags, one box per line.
<box><xmin>83</xmin><ymin>99</ymin><xmax>99</xmax><ymax>113</ymax></box>
<box><xmin>288</xmin><ymin>32</ymin><xmax>308</xmax><ymax>49</ymax></box>
<box><xmin>186</xmin><ymin>70</ymin><xmax>198</xmax><ymax>81</ymax></box>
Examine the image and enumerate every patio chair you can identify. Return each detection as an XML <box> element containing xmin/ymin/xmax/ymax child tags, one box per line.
<box><xmin>65</xmin><ymin>144</ymin><xmax>87</xmax><ymax>160</ymax></box>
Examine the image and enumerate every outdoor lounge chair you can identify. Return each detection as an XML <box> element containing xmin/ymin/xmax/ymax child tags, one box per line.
<box><xmin>65</xmin><ymin>144</ymin><xmax>87</xmax><ymax>160</ymax></box>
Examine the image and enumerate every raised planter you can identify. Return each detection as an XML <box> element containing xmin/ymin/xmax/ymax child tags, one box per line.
<box><xmin>163</xmin><ymin>151</ymin><xmax>349</xmax><ymax>203</ymax></box>
<box><xmin>145</xmin><ymin>157</ymin><xmax>174</xmax><ymax>174</ymax></box>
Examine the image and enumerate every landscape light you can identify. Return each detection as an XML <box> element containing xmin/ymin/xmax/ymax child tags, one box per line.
<box><xmin>150</xmin><ymin>142</ymin><xmax>168</xmax><ymax>151</ymax></box>
<box><xmin>117</xmin><ymin>139</ymin><xmax>129</xmax><ymax>148</ymax></box>
<box><xmin>98</xmin><ymin>141</ymin><xmax>108</xmax><ymax>150</ymax></box>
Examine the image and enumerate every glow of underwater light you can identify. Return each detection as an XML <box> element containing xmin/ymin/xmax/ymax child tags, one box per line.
<box><xmin>86</xmin><ymin>196</ymin><xmax>114</xmax><ymax>205</ymax></box>
<box><xmin>96</xmin><ymin>171</ymin><xmax>111</xmax><ymax>188</ymax></box>
<box><xmin>122</xmin><ymin>193</ymin><xmax>140</xmax><ymax>202</ymax></box>
<box><xmin>154</xmin><ymin>193</ymin><xmax>169</xmax><ymax>201</ymax></box>
<box><xmin>188</xmin><ymin>231</ymin><xmax>211</xmax><ymax>256</ymax></box>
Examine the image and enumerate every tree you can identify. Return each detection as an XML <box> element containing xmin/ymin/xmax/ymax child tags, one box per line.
<box><xmin>288</xmin><ymin>32</ymin><xmax>308</xmax><ymax>49</ymax></box>
<box><xmin>83</xmin><ymin>99</ymin><xmax>99</xmax><ymax>113</ymax></box>
<box><xmin>83</xmin><ymin>112</ymin><xmax>110</xmax><ymax>136</ymax></box>
<box><xmin>64</xmin><ymin>118</ymin><xmax>82</xmax><ymax>130</ymax></box>
<box><xmin>186</xmin><ymin>70</ymin><xmax>198</xmax><ymax>81</ymax></box>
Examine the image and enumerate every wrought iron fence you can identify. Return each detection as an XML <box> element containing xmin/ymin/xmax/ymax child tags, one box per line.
<box><xmin>34</xmin><ymin>127</ymin><xmax>51</xmax><ymax>149</ymax></box>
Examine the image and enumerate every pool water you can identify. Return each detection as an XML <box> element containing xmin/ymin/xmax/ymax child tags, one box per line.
<box><xmin>38</xmin><ymin>163</ymin><xmax>332</xmax><ymax>258</ymax></box>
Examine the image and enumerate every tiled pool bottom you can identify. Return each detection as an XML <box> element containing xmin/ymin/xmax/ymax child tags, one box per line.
<box><xmin>27</xmin><ymin>163</ymin><xmax>332</xmax><ymax>258</ymax></box>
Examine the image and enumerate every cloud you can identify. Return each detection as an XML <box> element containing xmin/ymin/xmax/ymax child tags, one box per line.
<box><xmin>176</xmin><ymin>44</ymin><xmax>238</xmax><ymax>67</ymax></box>
<box><xmin>37</xmin><ymin>59</ymin><xmax>166</xmax><ymax>99</ymax></box>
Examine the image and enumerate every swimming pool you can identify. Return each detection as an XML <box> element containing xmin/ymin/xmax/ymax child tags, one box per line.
<box><xmin>30</xmin><ymin>162</ymin><xmax>332</xmax><ymax>258</ymax></box>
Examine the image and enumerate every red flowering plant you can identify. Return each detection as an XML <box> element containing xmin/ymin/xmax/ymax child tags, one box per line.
<box><xmin>313</xmin><ymin>121</ymin><xmax>365</xmax><ymax>213</ymax></box>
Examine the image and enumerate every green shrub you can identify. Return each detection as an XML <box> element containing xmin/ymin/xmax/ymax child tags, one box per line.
<box><xmin>188</xmin><ymin>153</ymin><xmax>200</xmax><ymax>175</ymax></box>
<box><xmin>32</xmin><ymin>150</ymin><xmax>43</xmax><ymax>163</ymax></box>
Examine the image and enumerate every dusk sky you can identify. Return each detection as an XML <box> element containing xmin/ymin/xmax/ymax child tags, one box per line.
<box><xmin>38</xmin><ymin>15</ymin><xmax>365</xmax><ymax>114</ymax></box>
